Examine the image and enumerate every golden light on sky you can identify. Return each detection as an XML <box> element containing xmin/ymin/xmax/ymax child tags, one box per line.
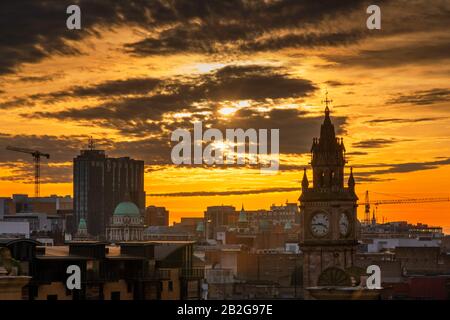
<box><xmin>0</xmin><ymin>1</ymin><xmax>449</xmax><ymax>232</ymax></box>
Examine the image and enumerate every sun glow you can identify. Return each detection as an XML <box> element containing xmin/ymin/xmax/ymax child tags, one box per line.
<box><xmin>218</xmin><ymin>107</ymin><xmax>237</xmax><ymax>116</ymax></box>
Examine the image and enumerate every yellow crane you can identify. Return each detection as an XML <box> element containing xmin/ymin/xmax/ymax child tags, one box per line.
<box><xmin>361</xmin><ymin>190</ymin><xmax>450</xmax><ymax>224</ymax></box>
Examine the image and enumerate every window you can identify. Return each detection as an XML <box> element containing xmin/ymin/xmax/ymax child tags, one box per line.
<box><xmin>168</xmin><ymin>281</ymin><xmax>174</xmax><ymax>292</ymax></box>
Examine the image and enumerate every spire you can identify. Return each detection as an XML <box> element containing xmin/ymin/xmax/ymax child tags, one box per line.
<box><xmin>88</xmin><ymin>136</ymin><xmax>95</xmax><ymax>150</ymax></box>
<box><xmin>348</xmin><ymin>167</ymin><xmax>355</xmax><ymax>189</ymax></box>
<box><xmin>322</xmin><ymin>90</ymin><xmax>332</xmax><ymax>119</ymax></box>
<box><xmin>238</xmin><ymin>205</ymin><xmax>247</xmax><ymax>223</ymax></box>
<box><xmin>371</xmin><ymin>209</ymin><xmax>377</xmax><ymax>225</ymax></box>
<box><xmin>302</xmin><ymin>168</ymin><xmax>309</xmax><ymax>189</ymax></box>
<box><xmin>320</xmin><ymin>91</ymin><xmax>336</xmax><ymax>144</ymax></box>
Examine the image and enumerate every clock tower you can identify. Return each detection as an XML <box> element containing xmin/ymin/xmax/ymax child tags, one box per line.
<box><xmin>299</xmin><ymin>94</ymin><xmax>359</xmax><ymax>295</ymax></box>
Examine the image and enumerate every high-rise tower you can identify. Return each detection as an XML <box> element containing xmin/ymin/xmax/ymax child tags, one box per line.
<box><xmin>73</xmin><ymin>139</ymin><xmax>146</xmax><ymax>237</ymax></box>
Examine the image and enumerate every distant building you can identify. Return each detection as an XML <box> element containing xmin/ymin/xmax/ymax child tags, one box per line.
<box><xmin>73</xmin><ymin>142</ymin><xmax>145</xmax><ymax>237</ymax></box>
<box><xmin>362</xmin><ymin>221</ymin><xmax>444</xmax><ymax>239</ymax></box>
<box><xmin>106</xmin><ymin>201</ymin><xmax>144</xmax><ymax>242</ymax></box>
<box><xmin>0</xmin><ymin>197</ymin><xmax>15</xmax><ymax>219</ymax></box>
<box><xmin>145</xmin><ymin>206</ymin><xmax>169</xmax><ymax>226</ymax></box>
<box><xmin>10</xmin><ymin>194</ymin><xmax>72</xmax><ymax>214</ymax></box>
<box><xmin>367</xmin><ymin>237</ymin><xmax>440</xmax><ymax>253</ymax></box>
<box><xmin>204</xmin><ymin>206</ymin><xmax>236</xmax><ymax>240</ymax></box>
<box><xmin>0</xmin><ymin>221</ymin><xmax>30</xmax><ymax>239</ymax></box>
<box><xmin>3</xmin><ymin>213</ymin><xmax>63</xmax><ymax>234</ymax></box>
<box><xmin>204</xmin><ymin>245</ymin><xmax>302</xmax><ymax>299</ymax></box>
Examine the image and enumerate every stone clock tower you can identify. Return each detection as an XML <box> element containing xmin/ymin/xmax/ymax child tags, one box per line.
<box><xmin>299</xmin><ymin>95</ymin><xmax>359</xmax><ymax>294</ymax></box>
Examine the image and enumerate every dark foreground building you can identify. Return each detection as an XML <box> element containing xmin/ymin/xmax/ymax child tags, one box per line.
<box><xmin>73</xmin><ymin>142</ymin><xmax>145</xmax><ymax>237</ymax></box>
<box><xmin>0</xmin><ymin>238</ymin><xmax>203</xmax><ymax>300</ymax></box>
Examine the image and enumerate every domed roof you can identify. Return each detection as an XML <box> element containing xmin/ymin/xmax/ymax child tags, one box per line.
<box><xmin>114</xmin><ymin>201</ymin><xmax>140</xmax><ymax>216</ymax></box>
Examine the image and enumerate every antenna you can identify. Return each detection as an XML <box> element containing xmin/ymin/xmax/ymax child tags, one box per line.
<box><xmin>88</xmin><ymin>136</ymin><xmax>95</xmax><ymax>150</ymax></box>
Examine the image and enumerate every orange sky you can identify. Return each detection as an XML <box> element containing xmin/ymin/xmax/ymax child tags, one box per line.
<box><xmin>0</xmin><ymin>1</ymin><xmax>449</xmax><ymax>232</ymax></box>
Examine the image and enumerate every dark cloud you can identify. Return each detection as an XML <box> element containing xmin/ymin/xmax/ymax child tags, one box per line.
<box><xmin>346</xmin><ymin>151</ymin><xmax>369</xmax><ymax>156</ymax></box>
<box><xmin>18</xmin><ymin>75</ymin><xmax>58</xmax><ymax>82</ymax></box>
<box><xmin>0</xmin><ymin>0</ymin><xmax>164</xmax><ymax>75</ymax></box>
<box><xmin>149</xmin><ymin>187</ymin><xmax>299</xmax><ymax>197</ymax></box>
<box><xmin>125</xmin><ymin>0</ymin><xmax>372</xmax><ymax>56</ymax></box>
<box><xmin>0</xmin><ymin>132</ymin><xmax>173</xmax><ymax>183</ymax></box>
<box><xmin>387</xmin><ymin>88</ymin><xmax>450</xmax><ymax>106</ymax></box>
<box><xmin>28</xmin><ymin>65</ymin><xmax>318</xmax><ymax>138</ymax></box>
<box><xmin>1</xmin><ymin>0</ymin><xmax>448</xmax><ymax>76</ymax></box>
<box><xmin>366</xmin><ymin>117</ymin><xmax>446</xmax><ymax>124</ymax></box>
<box><xmin>0</xmin><ymin>163</ymin><xmax>72</xmax><ymax>184</ymax></box>
<box><xmin>352</xmin><ymin>138</ymin><xmax>401</xmax><ymax>149</ymax></box>
<box><xmin>355</xmin><ymin>157</ymin><xmax>450</xmax><ymax>176</ymax></box>
<box><xmin>327</xmin><ymin>41</ymin><xmax>450</xmax><ymax>68</ymax></box>
<box><xmin>324</xmin><ymin>80</ymin><xmax>357</xmax><ymax>87</ymax></box>
<box><xmin>59</xmin><ymin>78</ymin><xmax>161</xmax><ymax>99</ymax></box>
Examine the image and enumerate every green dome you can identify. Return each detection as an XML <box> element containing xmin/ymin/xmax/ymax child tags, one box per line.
<box><xmin>114</xmin><ymin>201</ymin><xmax>140</xmax><ymax>216</ymax></box>
<box><xmin>78</xmin><ymin>218</ymin><xmax>87</xmax><ymax>230</ymax></box>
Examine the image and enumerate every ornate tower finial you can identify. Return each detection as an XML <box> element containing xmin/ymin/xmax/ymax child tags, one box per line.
<box><xmin>348</xmin><ymin>167</ymin><xmax>355</xmax><ymax>189</ymax></box>
<box><xmin>322</xmin><ymin>89</ymin><xmax>333</xmax><ymax>114</ymax></box>
<box><xmin>302</xmin><ymin>167</ymin><xmax>309</xmax><ymax>189</ymax></box>
<box><xmin>88</xmin><ymin>136</ymin><xmax>95</xmax><ymax>150</ymax></box>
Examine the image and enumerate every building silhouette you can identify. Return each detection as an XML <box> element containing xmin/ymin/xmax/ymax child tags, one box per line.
<box><xmin>73</xmin><ymin>140</ymin><xmax>145</xmax><ymax>237</ymax></box>
<box><xmin>145</xmin><ymin>205</ymin><xmax>169</xmax><ymax>226</ymax></box>
<box><xmin>299</xmin><ymin>98</ymin><xmax>359</xmax><ymax>294</ymax></box>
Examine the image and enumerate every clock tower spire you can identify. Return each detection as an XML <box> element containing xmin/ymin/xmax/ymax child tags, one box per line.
<box><xmin>299</xmin><ymin>93</ymin><xmax>359</xmax><ymax>297</ymax></box>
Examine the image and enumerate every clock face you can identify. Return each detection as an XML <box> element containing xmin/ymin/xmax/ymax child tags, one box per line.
<box><xmin>310</xmin><ymin>212</ymin><xmax>330</xmax><ymax>237</ymax></box>
<box><xmin>339</xmin><ymin>213</ymin><xmax>350</xmax><ymax>236</ymax></box>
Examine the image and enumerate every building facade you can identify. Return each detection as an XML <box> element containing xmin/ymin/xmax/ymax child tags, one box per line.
<box><xmin>73</xmin><ymin>143</ymin><xmax>145</xmax><ymax>237</ymax></box>
<box><xmin>107</xmin><ymin>201</ymin><xmax>144</xmax><ymax>242</ymax></box>
<box><xmin>145</xmin><ymin>206</ymin><xmax>169</xmax><ymax>226</ymax></box>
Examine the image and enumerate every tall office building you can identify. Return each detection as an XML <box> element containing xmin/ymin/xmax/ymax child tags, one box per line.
<box><xmin>73</xmin><ymin>141</ymin><xmax>145</xmax><ymax>237</ymax></box>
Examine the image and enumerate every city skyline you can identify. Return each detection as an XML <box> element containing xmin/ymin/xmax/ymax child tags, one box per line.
<box><xmin>0</xmin><ymin>1</ymin><xmax>449</xmax><ymax>232</ymax></box>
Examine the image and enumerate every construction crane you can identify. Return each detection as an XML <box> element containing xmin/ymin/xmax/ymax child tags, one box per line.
<box><xmin>361</xmin><ymin>190</ymin><xmax>450</xmax><ymax>224</ymax></box>
<box><xmin>6</xmin><ymin>146</ymin><xmax>50</xmax><ymax>198</ymax></box>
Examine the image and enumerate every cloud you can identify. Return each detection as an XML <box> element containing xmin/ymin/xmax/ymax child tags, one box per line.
<box><xmin>1</xmin><ymin>0</ymin><xmax>449</xmax><ymax>76</ymax></box>
<box><xmin>124</xmin><ymin>0</ymin><xmax>373</xmax><ymax>56</ymax></box>
<box><xmin>352</xmin><ymin>138</ymin><xmax>401</xmax><ymax>149</ymax></box>
<box><xmin>387</xmin><ymin>88</ymin><xmax>450</xmax><ymax>106</ymax></box>
<box><xmin>326</xmin><ymin>41</ymin><xmax>450</xmax><ymax>68</ymax></box>
<box><xmin>0</xmin><ymin>0</ymin><xmax>168</xmax><ymax>75</ymax></box>
<box><xmin>366</xmin><ymin>117</ymin><xmax>445</xmax><ymax>124</ymax></box>
<box><xmin>355</xmin><ymin>157</ymin><xmax>450</xmax><ymax>176</ymax></box>
<box><xmin>28</xmin><ymin>64</ymin><xmax>319</xmax><ymax>140</ymax></box>
<box><xmin>149</xmin><ymin>187</ymin><xmax>299</xmax><ymax>197</ymax></box>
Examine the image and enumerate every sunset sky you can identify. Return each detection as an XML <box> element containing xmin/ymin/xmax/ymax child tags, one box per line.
<box><xmin>0</xmin><ymin>1</ymin><xmax>449</xmax><ymax>232</ymax></box>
